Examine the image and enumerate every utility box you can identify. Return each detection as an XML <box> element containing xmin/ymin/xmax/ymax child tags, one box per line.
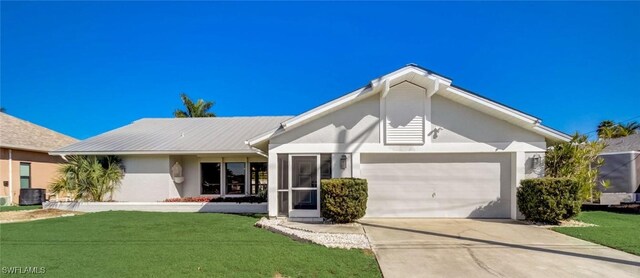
<box><xmin>19</xmin><ymin>188</ymin><xmax>46</xmax><ymax>206</ymax></box>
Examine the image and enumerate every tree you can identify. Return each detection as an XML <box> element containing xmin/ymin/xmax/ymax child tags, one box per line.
<box><xmin>545</xmin><ymin>134</ymin><xmax>606</xmax><ymax>202</ymax></box>
<box><xmin>597</xmin><ymin>120</ymin><xmax>639</xmax><ymax>139</ymax></box>
<box><xmin>174</xmin><ymin>93</ymin><xmax>216</xmax><ymax>118</ymax></box>
<box><xmin>50</xmin><ymin>155</ymin><xmax>124</xmax><ymax>201</ymax></box>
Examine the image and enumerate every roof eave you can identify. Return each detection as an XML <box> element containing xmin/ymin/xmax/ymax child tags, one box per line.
<box><xmin>49</xmin><ymin>150</ymin><xmax>260</xmax><ymax>156</ymax></box>
<box><xmin>1</xmin><ymin>144</ymin><xmax>54</xmax><ymax>153</ymax></box>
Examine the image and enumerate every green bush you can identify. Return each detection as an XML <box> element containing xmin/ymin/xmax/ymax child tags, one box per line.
<box><xmin>321</xmin><ymin>178</ymin><xmax>368</xmax><ymax>223</ymax></box>
<box><xmin>517</xmin><ymin>178</ymin><xmax>581</xmax><ymax>224</ymax></box>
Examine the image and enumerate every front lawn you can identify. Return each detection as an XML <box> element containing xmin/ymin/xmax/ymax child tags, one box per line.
<box><xmin>553</xmin><ymin>211</ymin><xmax>640</xmax><ymax>256</ymax></box>
<box><xmin>0</xmin><ymin>205</ymin><xmax>41</xmax><ymax>212</ymax></box>
<box><xmin>0</xmin><ymin>211</ymin><xmax>380</xmax><ymax>277</ymax></box>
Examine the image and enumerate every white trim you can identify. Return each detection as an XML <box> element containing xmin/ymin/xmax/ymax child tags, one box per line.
<box><xmin>50</xmin><ymin>150</ymin><xmax>260</xmax><ymax>156</ymax></box>
<box><xmin>8</xmin><ymin>149</ymin><xmax>13</xmax><ymax>204</ymax></box>
<box><xmin>600</xmin><ymin>151</ymin><xmax>640</xmax><ymax>156</ymax></box>
<box><xmin>2</xmin><ymin>144</ymin><xmax>53</xmax><ymax>153</ymax></box>
<box><xmin>270</xmin><ymin>142</ymin><xmax>547</xmax><ymax>154</ymax></box>
<box><xmin>245</xmin><ymin>65</ymin><xmax>570</xmax><ymax>149</ymax></box>
<box><xmin>445</xmin><ymin>86</ymin><xmax>538</xmax><ymax>123</ymax></box>
<box><xmin>267</xmin><ymin>151</ymin><xmax>278</xmax><ymax>216</ymax></box>
<box><xmin>511</xmin><ymin>152</ymin><xmax>526</xmax><ymax>219</ymax></box>
<box><xmin>246</xmin><ymin>66</ymin><xmax>452</xmax><ymax>147</ymax></box>
<box><xmin>532</xmin><ymin>125</ymin><xmax>573</xmax><ymax>142</ymax></box>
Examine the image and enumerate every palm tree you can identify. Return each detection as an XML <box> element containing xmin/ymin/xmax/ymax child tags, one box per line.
<box><xmin>618</xmin><ymin>121</ymin><xmax>640</xmax><ymax>136</ymax></box>
<box><xmin>597</xmin><ymin>120</ymin><xmax>640</xmax><ymax>139</ymax></box>
<box><xmin>174</xmin><ymin>93</ymin><xmax>216</xmax><ymax>118</ymax></box>
<box><xmin>597</xmin><ymin>120</ymin><xmax>616</xmax><ymax>138</ymax></box>
<box><xmin>50</xmin><ymin>155</ymin><xmax>124</xmax><ymax>201</ymax></box>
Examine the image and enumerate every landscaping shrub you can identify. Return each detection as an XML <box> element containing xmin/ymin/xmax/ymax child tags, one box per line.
<box><xmin>517</xmin><ymin>178</ymin><xmax>581</xmax><ymax>224</ymax></box>
<box><xmin>164</xmin><ymin>195</ymin><xmax>266</xmax><ymax>203</ymax></box>
<box><xmin>321</xmin><ymin>178</ymin><xmax>368</xmax><ymax>223</ymax></box>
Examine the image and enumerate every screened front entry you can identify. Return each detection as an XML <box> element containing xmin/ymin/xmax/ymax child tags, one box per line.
<box><xmin>289</xmin><ymin>155</ymin><xmax>321</xmax><ymax>218</ymax></box>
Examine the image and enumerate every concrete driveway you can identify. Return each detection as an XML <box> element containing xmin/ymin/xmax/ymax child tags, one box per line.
<box><xmin>361</xmin><ymin>219</ymin><xmax>640</xmax><ymax>278</ymax></box>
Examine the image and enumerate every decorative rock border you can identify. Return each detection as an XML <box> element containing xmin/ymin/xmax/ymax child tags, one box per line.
<box><xmin>255</xmin><ymin>218</ymin><xmax>370</xmax><ymax>249</ymax></box>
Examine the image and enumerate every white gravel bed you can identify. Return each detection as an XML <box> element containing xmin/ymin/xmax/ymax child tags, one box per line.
<box><xmin>523</xmin><ymin>219</ymin><xmax>598</xmax><ymax>228</ymax></box>
<box><xmin>255</xmin><ymin>218</ymin><xmax>370</xmax><ymax>249</ymax></box>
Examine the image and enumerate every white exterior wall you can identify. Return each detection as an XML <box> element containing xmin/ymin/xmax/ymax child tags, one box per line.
<box><xmin>179</xmin><ymin>155</ymin><xmax>267</xmax><ymax>198</ymax></box>
<box><xmin>271</xmin><ymin>94</ymin><xmax>380</xmax><ymax>145</ymax></box>
<box><xmin>113</xmin><ymin>154</ymin><xmax>267</xmax><ymax>202</ymax></box>
<box><xmin>114</xmin><ymin>155</ymin><xmax>180</xmax><ymax>202</ymax></box>
<box><xmin>525</xmin><ymin>152</ymin><xmax>546</xmax><ymax>179</ymax></box>
<box><xmin>267</xmin><ymin>85</ymin><xmax>545</xmax><ymax>219</ymax></box>
<box><xmin>431</xmin><ymin>95</ymin><xmax>545</xmax><ymax>144</ymax></box>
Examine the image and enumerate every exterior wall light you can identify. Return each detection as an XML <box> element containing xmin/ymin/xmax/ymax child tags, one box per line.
<box><xmin>532</xmin><ymin>154</ymin><xmax>542</xmax><ymax>167</ymax></box>
<box><xmin>340</xmin><ymin>155</ymin><xmax>348</xmax><ymax>170</ymax></box>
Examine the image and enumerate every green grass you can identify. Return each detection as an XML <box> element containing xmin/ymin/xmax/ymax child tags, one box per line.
<box><xmin>0</xmin><ymin>205</ymin><xmax>41</xmax><ymax>212</ymax></box>
<box><xmin>553</xmin><ymin>211</ymin><xmax>640</xmax><ymax>256</ymax></box>
<box><xmin>0</xmin><ymin>211</ymin><xmax>380</xmax><ymax>277</ymax></box>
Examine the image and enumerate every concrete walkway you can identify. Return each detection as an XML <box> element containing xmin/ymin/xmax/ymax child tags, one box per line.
<box><xmin>361</xmin><ymin>219</ymin><xmax>640</xmax><ymax>278</ymax></box>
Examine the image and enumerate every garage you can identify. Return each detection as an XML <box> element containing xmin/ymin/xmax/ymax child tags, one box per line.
<box><xmin>361</xmin><ymin>153</ymin><xmax>512</xmax><ymax>218</ymax></box>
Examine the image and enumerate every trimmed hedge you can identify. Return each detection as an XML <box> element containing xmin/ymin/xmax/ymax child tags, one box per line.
<box><xmin>517</xmin><ymin>178</ymin><xmax>581</xmax><ymax>224</ymax></box>
<box><xmin>321</xmin><ymin>178</ymin><xmax>368</xmax><ymax>223</ymax></box>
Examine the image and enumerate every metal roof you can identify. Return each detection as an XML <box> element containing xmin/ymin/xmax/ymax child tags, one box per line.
<box><xmin>52</xmin><ymin>116</ymin><xmax>292</xmax><ymax>155</ymax></box>
<box><xmin>0</xmin><ymin>112</ymin><xmax>78</xmax><ymax>152</ymax></box>
<box><xmin>602</xmin><ymin>134</ymin><xmax>640</xmax><ymax>153</ymax></box>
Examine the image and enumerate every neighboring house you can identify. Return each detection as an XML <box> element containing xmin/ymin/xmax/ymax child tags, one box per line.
<box><xmin>0</xmin><ymin>113</ymin><xmax>78</xmax><ymax>204</ymax></box>
<box><xmin>598</xmin><ymin>134</ymin><xmax>640</xmax><ymax>194</ymax></box>
<box><xmin>52</xmin><ymin>64</ymin><xmax>570</xmax><ymax>219</ymax></box>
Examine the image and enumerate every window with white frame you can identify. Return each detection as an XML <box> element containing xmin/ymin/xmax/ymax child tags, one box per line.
<box><xmin>201</xmin><ymin>163</ymin><xmax>221</xmax><ymax>194</ymax></box>
<box><xmin>249</xmin><ymin>162</ymin><xmax>268</xmax><ymax>195</ymax></box>
<box><xmin>20</xmin><ymin>163</ymin><xmax>31</xmax><ymax>189</ymax></box>
<box><xmin>225</xmin><ymin>162</ymin><xmax>246</xmax><ymax>195</ymax></box>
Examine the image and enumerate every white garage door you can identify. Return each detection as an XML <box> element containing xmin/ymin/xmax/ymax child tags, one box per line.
<box><xmin>361</xmin><ymin>153</ymin><xmax>511</xmax><ymax>218</ymax></box>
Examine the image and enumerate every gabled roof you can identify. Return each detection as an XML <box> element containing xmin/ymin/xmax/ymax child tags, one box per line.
<box><xmin>0</xmin><ymin>112</ymin><xmax>78</xmax><ymax>152</ymax></box>
<box><xmin>602</xmin><ymin>134</ymin><xmax>640</xmax><ymax>153</ymax></box>
<box><xmin>247</xmin><ymin>64</ymin><xmax>571</xmax><ymax>146</ymax></box>
<box><xmin>52</xmin><ymin>116</ymin><xmax>292</xmax><ymax>155</ymax></box>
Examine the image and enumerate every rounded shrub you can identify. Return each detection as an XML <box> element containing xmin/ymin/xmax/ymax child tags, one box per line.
<box><xmin>321</xmin><ymin>178</ymin><xmax>368</xmax><ymax>223</ymax></box>
<box><xmin>517</xmin><ymin>178</ymin><xmax>581</xmax><ymax>224</ymax></box>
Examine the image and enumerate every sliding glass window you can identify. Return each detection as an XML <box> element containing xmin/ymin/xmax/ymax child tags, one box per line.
<box><xmin>201</xmin><ymin>163</ymin><xmax>221</xmax><ymax>194</ymax></box>
<box><xmin>226</xmin><ymin>162</ymin><xmax>246</xmax><ymax>195</ymax></box>
<box><xmin>250</xmin><ymin>162</ymin><xmax>268</xmax><ymax>195</ymax></box>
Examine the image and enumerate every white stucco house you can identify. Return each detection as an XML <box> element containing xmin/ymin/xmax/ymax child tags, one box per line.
<box><xmin>52</xmin><ymin>64</ymin><xmax>570</xmax><ymax>219</ymax></box>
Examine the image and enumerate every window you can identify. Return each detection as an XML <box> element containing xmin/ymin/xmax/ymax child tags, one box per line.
<box><xmin>201</xmin><ymin>163</ymin><xmax>221</xmax><ymax>194</ymax></box>
<box><xmin>250</xmin><ymin>162</ymin><xmax>268</xmax><ymax>195</ymax></box>
<box><xmin>20</xmin><ymin>163</ymin><xmax>31</xmax><ymax>189</ymax></box>
<box><xmin>226</xmin><ymin>162</ymin><xmax>246</xmax><ymax>195</ymax></box>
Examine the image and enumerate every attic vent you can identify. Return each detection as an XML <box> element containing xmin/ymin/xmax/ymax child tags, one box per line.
<box><xmin>385</xmin><ymin>82</ymin><xmax>426</xmax><ymax>145</ymax></box>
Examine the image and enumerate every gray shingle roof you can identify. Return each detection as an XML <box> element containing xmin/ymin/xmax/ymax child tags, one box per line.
<box><xmin>52</xmin><ymin>116</ymin><xmax>292</xmax><ymax>154</ymax></box>
<box><xmin>602</xmin><ymin>134</ymin><xmax>640</xmax><ymax>153</ymax></box>
<box><xmin>0</xmin><ymin>113</ymin><xmax>78</xmax><ymax>152</ymax></box>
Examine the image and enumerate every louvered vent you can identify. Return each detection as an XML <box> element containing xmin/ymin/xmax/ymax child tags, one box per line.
<box><xmin>385</xmin><ymin>82</ymin><xmax>425</xmax><ymax>145</ymax></box>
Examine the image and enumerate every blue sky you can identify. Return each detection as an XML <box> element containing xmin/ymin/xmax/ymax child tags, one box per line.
<box><xmin>2</xmin><ymin>1</ymin><xmax>639</xmax><ymax>139</ymax></box>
